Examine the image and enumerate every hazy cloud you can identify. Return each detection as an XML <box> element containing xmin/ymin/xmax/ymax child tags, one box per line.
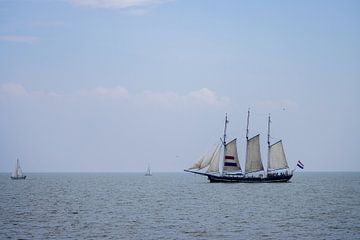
<box><xmin>139</xmin><ymin>88</ymin><xmax>230</xmax><ymax>107</ymax></box>
<box><xmin>0</xmin><ymin>83</ymin><xmax>28</xmax><ymax>96</ymax></box>
<box><xmin>79</xmin><ymin>86</ymin><xmax>130</xmax><ymax>99</ymax></box>
<box><xmin>69</xmin><ymin>0</ymin><xmax>172</xmax><ymax>9</ymax></box>
<box><xmin>189</xmin><ymin>88</ymin><xmax>229</xmax><ymax>107</ymax></box>
<box><xmin>79</xmin><ymin>86</ymin><xmax>229</xmax><ymax>107</ymax></box>
<box><xmin>0</xmin><ymin>35</ymin><xmax>39</xmax><ymax>43</ymax></box>
<box><xmin>1</xmin><ymin>83</ymin><xmax>230</xmax><ymax>107</ymax></box>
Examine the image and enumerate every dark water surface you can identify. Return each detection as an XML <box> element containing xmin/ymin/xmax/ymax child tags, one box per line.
<box><xmin>1</xmin><ymin>172</ymin><xmax>360</xmax><ymax>239</ymax></box>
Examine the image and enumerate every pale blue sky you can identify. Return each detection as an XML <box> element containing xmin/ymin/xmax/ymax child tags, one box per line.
<box><xmin>1</xmin><ymin>0</ymin><xmax>359</xmax><ymax>172</ymax></box>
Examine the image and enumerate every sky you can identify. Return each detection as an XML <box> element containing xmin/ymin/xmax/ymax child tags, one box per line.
<box><xmin>0</xmin><ymin>0</ymin><xmax>359</xmax><ymax>172</ymax></box>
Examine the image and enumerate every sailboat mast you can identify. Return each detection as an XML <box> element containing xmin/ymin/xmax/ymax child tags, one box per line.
<box><xmin>267</xmin><ymin>113</ymin><xmax>271</xmax><ymax>147</ymax></box>
<box><xmin>220</xmin><ymin>113</ymin><xmax>229</xmax><ymax>176</ymax></box>
<box><xmin>266</xmin><ymin>114</ymin><xmax>271</xmax><ymax>174</ymax></box>
<box><xmin>223</xmin><ymin>113</ymin><xmax>228</xmax><ymax>146</ymax></box>
<box><xmin>246</xmin><ymin>108</ymin><xmax>250</xmax><ymax>141</ymax></box>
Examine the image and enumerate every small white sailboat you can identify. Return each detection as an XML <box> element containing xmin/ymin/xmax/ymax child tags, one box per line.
<box><xmin>145</xmin><ymin>164</ymin><xmax>152</xmax><ymax>176</ymax></box>
<box><xmin>11</xmin><ymin>158</ymin><xmax>26</xmax><ymax>180</ymax></box>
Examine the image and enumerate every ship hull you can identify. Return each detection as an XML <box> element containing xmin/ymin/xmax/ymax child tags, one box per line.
<box><xmin>207</xmin><ymin>174</ymin><xmax>292</xmax><ymax>183</ymax></box>
<box><xmin>184</xmin><ymin>170</ymin><xmax>292</xmax><ymax>183</ymax></box>
<box><xmin>11</xmin><ymin>176</ymin><xmax>26</xmax><ymax>180</ymax></box>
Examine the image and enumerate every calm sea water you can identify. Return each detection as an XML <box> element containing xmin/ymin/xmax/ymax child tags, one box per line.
<box><xmin>1</xmin><ymin>172</ymin><xmax>359</xmax><ymax>239</ymax></box>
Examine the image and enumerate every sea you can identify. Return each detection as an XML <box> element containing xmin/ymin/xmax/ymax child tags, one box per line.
<box><xmin>1</xmin><ymin>172</ymin><xmax>359</xmax><ymax>240</ymax></box>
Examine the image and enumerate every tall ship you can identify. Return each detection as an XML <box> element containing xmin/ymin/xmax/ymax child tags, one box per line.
<box><xmin>184</xmin><ymin>111</ymin><xmax>294</xmax><ymax>183</ymax></box>
<box><xmin>11</xmin><ymin>158</ymin><xmax>26</xmax><ymax>180</ymax></box>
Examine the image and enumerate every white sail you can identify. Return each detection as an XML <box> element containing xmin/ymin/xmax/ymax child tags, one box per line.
<box><xmin>201</xmin><ymin>144</ymin><xmax>221</xmax><ymax>169</ymax></box>
<box><xmin>245</xmin><ymin>134</ymin><xmax>264</xmax><ymax>173</ymax></box>
<box><xmin>189</xmin><ymin>156</ymin><xmax>205</xmax><ymax>170</ymax></box>
<box><xmin>268</xmin><ymin>140</ymin><xmax>289</xmax><ymax>170</ymax></box>
<box><xmin>145</xmin><ymin>164</ymin><xmax>152</xmax><ymax>175</ymax></box>
<box><xmin>12</xmin><ymin>159</ymin><xmax>23</xmax><ymax>178</ymax></box>
<box><xmin>206</xmin><ymin>144</ymin><xmax>222</xmax><ymax>173</ymax></box>
<box><xmin>188</xmin><ymin>144</ymin><xmax>220</xmax><ymax>170</ymax></box>
<box><xmin>223</xmin><ymin>139</ymin><xmax>241</xmax><ymax>172</ymax></box>
<box><xmin>11</xmin><ymin>167</ymin><xmax>17</xmax><ymax>178</ymax></box>
<box><xmin>17</xmin><ymin>166</ymin><xmax>23</xmax><ymax>177</ymax></box>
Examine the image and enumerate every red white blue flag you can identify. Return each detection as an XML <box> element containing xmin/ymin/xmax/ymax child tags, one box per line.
<box><xmin>297</xmin><ymin>160</ymin><xmax>304</xmax><ymax>169</ymax></box>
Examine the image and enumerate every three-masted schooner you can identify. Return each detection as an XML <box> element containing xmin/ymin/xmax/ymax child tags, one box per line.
<box><xmin>11</xmin><ymin>158</ymin><xmax>26</xmax><ymax>180</ymax></box>
<box><xmin>185</xmin><ymin>111</ymin><xmax>294</xmax><ymax>183</ymax></box>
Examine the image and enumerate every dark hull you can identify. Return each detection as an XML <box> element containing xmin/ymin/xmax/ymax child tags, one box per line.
<box><xmin>184</xmin><ymin>170</ymin><xmax>292</xmax><ymax>183</ymax></box>
<box><xmin>11</xmin><ymin>176</ymin><xmax>26</xmax><ymax>180</ymax></box>
<box><xmin>207</xmin><ymin>174</ymin><xmax>292</xmax><ymax>183</ymax></box>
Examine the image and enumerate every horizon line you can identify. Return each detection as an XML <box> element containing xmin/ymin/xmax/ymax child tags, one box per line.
<box><xmin>1</xmin><ymin>170</ymin><xmax>360</xmax><ymax>174</ymax></box>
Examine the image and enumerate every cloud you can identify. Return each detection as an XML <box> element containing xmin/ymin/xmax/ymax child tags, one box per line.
<box><xmin>133</xmin><ymin>88</ymin><xmax>228</xmax><ymax>107</ymax></box>
<box><xmin>0</xmin><ymin>83</ymin><xmax>28</xmax><ymax>96</ymax></box>
<box><xmin>69</xmin><ymin>0</ymin><xmax>172</xmax><ymax>9</ymax></box>
<box><xmin>0</xmin><ymin>35</ymin><xmax>39</xmax><ymax>44</ymax></box>
<box><xmin>1</xmin><ymin>83</ymin><xmax>230</xmax><ymax>108</ymax></box>
<box><xmin>189</xmin><ymin>88</ymin><xmax>229</xmax><ymax>107</ymax></box>
<box><xmin>81</xmin><ymin>86</ymin><xmax>229</xmax><ymax>107</ymax></box>
<box><xmin>79</xmin><ymin>86</ymin><xmax>130</xmax><ymax>99</ymax></box>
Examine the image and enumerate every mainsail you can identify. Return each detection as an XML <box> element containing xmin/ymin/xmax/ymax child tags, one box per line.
<box><xmin>268</xmin><ymin>140</ymin><xmax>289</xmax><ymax>170</ymax></box>
<box><xmin>223</xmin><ymin>139</ymin><xmax>241</xmax><ymax>172</ymax></box>
<box><xmin>245</xmin><ymin>134</ymin><xmax>264</xmax><ymax>173</ymax></box>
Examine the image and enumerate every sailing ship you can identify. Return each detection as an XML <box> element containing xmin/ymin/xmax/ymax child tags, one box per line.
<box><xmin>184</xmin><ymin>111</ymin><xmax>294</xmax><ymax>183</ymax></box>
<box><xmin>145</xmin><ymin>164</ymin><xmax>152</xmax><ymax>176</ymax></box>
<box><xmin>11</xmin><ymin>158</ymin><xmax>26</xmax><ymax>180</ymax></box>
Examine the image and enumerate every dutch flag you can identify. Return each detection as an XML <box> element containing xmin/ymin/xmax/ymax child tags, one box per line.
<box><xmin>297</xmin><ymin>160</ymin><xmax>304</xmax><ymax>169</ymax></box>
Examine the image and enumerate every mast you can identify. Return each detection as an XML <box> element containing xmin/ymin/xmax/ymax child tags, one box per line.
<box><xmin>246</xmin><ymin>108</ymin><xmax>250</xmax><ymax>141</ymax></box>
<box><xmin>221</xmin><ymin>113</ymin><xmax>229</xmax><ymax>175</ymax></box>
<box><xmin>267</xmin><ymin>113</ymin><xmax>271</xmax><ymax>147</ymax></box>
<box><xmin>267</xmin><ymin>114</ymin><xmax>271</xmax><ymax>173</ymax></box>
<box><xmin>223</xmin><ymin>113</ymin><xmax>228</xmax><ymax>146</ymax></box>
<box><xmin>16</xmin><ymin>158</ymin><xmax>20</xmax><ymax>177</ymax></box>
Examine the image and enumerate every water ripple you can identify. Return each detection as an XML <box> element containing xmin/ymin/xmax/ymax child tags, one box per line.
<box><xmin>0</xmin><ymin>172</ymin><xmax>359</xmax><ymax>239</ymax></box>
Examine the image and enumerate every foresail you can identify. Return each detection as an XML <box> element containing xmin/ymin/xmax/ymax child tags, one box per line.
<box><xmin>188</xmin><ymin>144</ymin><xmax>220</xmax><ymax>170</ymax></box>
<box><xmin>223</xmin><ymin>139</ymin><xmax>241</xmax><ymax>172</ymax></box>
<box><xmin>268</xmin><ymin>140</ymin><xmax>289</xmax><ymax>170</ymax></box>
<box><xmin>11</xmin><ymin>168</ymin><xmax>17</xmax><ymax>177</ymax></box>
<box><xmin>189</xmin><ymin>156</ymin><xmax>205</xmax><ymax>170</ymax></box>
<box><xmin>245</xmin><ymin>134</ymin><xmax>264</xmax><ymax>173</ymax></box>
<box><xmin>201</xmin><ymin>144</ymin><xmax>220</xmax><ymax>169</ymax></box>
<box><xmin>206</xmin><ymin>144</ymin><xmax>221</xmax><ymax>173</ymax></box>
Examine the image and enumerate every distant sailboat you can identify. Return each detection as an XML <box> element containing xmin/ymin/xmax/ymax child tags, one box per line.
<box><xmin>185</xmin><ymin>111</ymin><xmax>294</xmax><ymax>183</ymax></box>
<box><xmin>11</xmin><ymin>158</ymin><xmax>26</xmax><ymax>180</ymax></box>
<box><xmin>145</xmin><ymin>164</ymin><xmax>152</xmax><ymax>176</ymax></box>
